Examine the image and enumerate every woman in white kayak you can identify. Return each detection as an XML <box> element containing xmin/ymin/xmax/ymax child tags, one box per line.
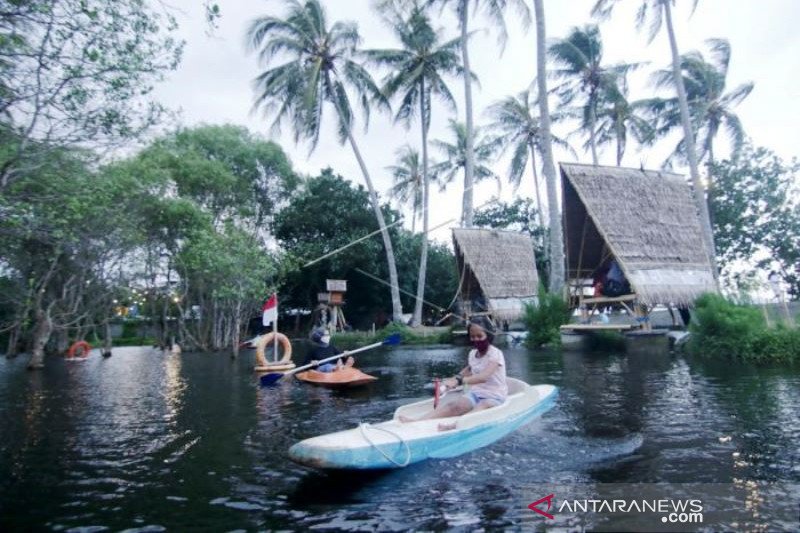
<box><xmin>400</xmin><ymin>318</ymin><xmax>507</xmax><ymax>427</ymax></box>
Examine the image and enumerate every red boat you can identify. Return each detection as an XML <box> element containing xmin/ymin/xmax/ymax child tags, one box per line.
<box><xmin>295</xmin><ymin>367</ymin><xmax>378</xmax><ymax>388</ymax></box>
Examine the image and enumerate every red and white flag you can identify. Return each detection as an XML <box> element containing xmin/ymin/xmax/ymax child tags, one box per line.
<box><xmin>262</xmin><ymin>293</ymin><xmax>278</xmax><ymax>326</ymax></box>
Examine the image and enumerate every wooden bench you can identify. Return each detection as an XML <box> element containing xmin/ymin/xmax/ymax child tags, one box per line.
<box><xmin>577</xmin><ymin>293</ymin><xmax>652</xmax><ymax>331</ymax></box>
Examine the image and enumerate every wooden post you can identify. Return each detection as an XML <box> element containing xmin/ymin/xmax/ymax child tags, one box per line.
<box><xmin>272</xmin><ymin>312</ymin><xmax>278</xmax><ymax>364</ymax></box>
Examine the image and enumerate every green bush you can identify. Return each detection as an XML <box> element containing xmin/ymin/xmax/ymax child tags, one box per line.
<box><xmin>113</xmin><ymin>336</ymin><xmax>157</xmax><ymax>347</ymax></box>
<box><xmin>332</xmin><ymin>323</ymin><xmax>451</xmax><ymax>348</ymax></box>
<box><xmin>523</xmin><ymin>286</ymin><xmax>572</xmax><ymax>348</ymax></box>
<box><xmin>689</xmin><ymin>293</ymin><xmax>798</xmax><ymax>363</ymax></box>
<box><xmin>121</xmin><ymin>320</ymin><xmax>142</xmax><ymax>339</ymax></box>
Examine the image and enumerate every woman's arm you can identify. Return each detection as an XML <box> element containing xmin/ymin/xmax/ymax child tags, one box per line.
<box><xmin>462</xmin><ymin>361</ymin><xmax>499</xmax><ymax>385</ymax></box>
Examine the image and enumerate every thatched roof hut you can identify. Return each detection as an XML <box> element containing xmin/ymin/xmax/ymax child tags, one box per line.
<box><xmin>561</xmin><ymin>163</ymin><xmax>716</xmax><ymax>305</ymax></box>
<box><xmin>452</xmin><ymin>228</ymin><xmax>539</xmax><ymax>321</ymax></box>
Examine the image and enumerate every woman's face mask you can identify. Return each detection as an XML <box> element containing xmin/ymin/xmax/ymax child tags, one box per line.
<box><xmin>321</xmin><ymin>334</ymin><xmax>331</xmax><ymax>345</ymax></box>
<box><xmin>471</xmin><ymin>338</ymin><xmax>490</xmax><ymax>353</ymax></box>
<box><xmin>469</xmin><ymin>325</ymin><xmax>490</xmax><ymax>353</ymax></box>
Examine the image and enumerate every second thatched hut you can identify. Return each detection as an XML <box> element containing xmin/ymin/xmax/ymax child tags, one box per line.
<box><xmin>452</xmin><ymin>228</ymin><xmax>539</xmax><ymax>325</ymax></box>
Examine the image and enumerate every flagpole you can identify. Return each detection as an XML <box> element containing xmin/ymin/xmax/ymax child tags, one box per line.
<box><xmin>272</xmin><ymin>296</ymin><xmax>278</xmax><ymax>364</ymax></box>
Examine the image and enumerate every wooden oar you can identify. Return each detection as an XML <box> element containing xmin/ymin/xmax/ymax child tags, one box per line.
<box><xmin>259</xmin><ymin>333</ymin><xmax>402</xmax><ymax>386</ymax></box>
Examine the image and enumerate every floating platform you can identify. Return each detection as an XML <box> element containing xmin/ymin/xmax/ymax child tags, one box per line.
<box><xmin>560</xmin><ymin>324</ymin><xmax>634</xmax><ymax>332</ymax></box>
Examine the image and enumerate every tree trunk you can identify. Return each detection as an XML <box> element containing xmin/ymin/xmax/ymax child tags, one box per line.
<box><xmin>327</xmin><ymin>72</ymin><xmax>404</xmax><ymax>321</ymax></box>
<box><xmin>412</xmin><ymin>82</ymin><xmax>430</xmax><ymax>327</ymax></box>
<box><xmin>589</xmin><ymin>93</ymin><xmax>599</xmax><ymax>165</ymax></box>
<box><xmin>346</xmin><ymin>130</ymin><xmax>404</xmax><ymax>322</ymax></box>
<box><xmin>533</xmin><ymin>0</ymin><xmax>565</xmax><ymax>294</ymax></box>
<box><xmin>103</xmin><ymin>318</ymin><xmax>112</xmax><ymax>357</ymax></box>
<box><xmin>232</xmin><ymin>299</ymin><xmax>241</xmax><ymax>358</ymax></box>
<box><xmin>6</xmin><ymin>322</ymin><xmax>20</xmax><ymax>358</ymax></box>
<box><xmin>663</xmin><ymin>0</ymin><xmax>718</xmax><ymax>285</ymax></box>
<box><xmin>28</xmin><ymin>306</ymin><xmax>53</xmax><ymax>369</ymax></box>
<box><xmin>528</xmin><ymin>144</ymin><xmax>547</xmax><ymax>232</ymax></box>
<box><xmin>460</xmin><ymin>3</ymin><xmax>475</xmax><ymax>228</ymax></box>
<box><xmin>55</xmin><ymin>327</ymin><xmax>69</xmax><ymax>355</ymax></box>
<box><xmin>529</xmin><ymin>143</ymin><xmax>549</xmax><ymax>277</ymax></box>
<box><xmin>706</xmin><ymin>135</ymin><xmax>716</xmax><ymax>227</ymax></box>
<box><xmin>616</xmin><ymin>117</ymin><xmax>624</xmax><ymax>166</ymax></box>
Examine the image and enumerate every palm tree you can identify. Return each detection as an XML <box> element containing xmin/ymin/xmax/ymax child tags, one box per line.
<box><xmin>649</xmin><ymin>38</ymin><xmax>753</xmax><ymax>170</ymax></box>
<box><xmin>386</xmin><ymin>146</ymin><xmax>423</xmax><ymax>234</ymax></box>
<box><xmin>592</xmin><ymin>0</ymin><xmax>718</xmax><ymax>280</ymax></box>
<box><xmin>485</xmin><ymin>90</ymin><xmax>574</xmax><ymax>234</ymax></box>
<box><xmin>425</xmin><ymin>0</ymin><xmax>529</xmax><ymax>228</ymax></box>
<box><xmin>432</xmin><ymin>119</ymin><xmax>501</xmax><ymax>203</ymax></box>
<box><xmin>365</xmin><ymin>5</ymin><xmax>462</xmax><ymax>326</ymax></box>
<box><xmin>532</xmin><ymin>0</ymin><xmax>565</xmax><ymax>294</ymax></box>
<box><xmin>247</xmin><ymin>0</ymin><xmax>404</xmax><ymax>321</ymax></box>
<box><xmin>548</xmin><ymin>24</ymin><xmax>640</xmax><ymax>165</ymax></box>
<box><xmin>592</xmin><ymin>76</ymin><xmax>655</xmax><ymax>166</ymax></box>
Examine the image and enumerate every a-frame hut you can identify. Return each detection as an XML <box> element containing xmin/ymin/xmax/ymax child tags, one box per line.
<box><xmin>452</xmin><ymin>228</ymin><xmax>539</xmax><ymax>323</ymax></box>
<box><xmin>561</xmin><ymin>163</ymin><xmax>716</xmax><ymax>306</ymax></box>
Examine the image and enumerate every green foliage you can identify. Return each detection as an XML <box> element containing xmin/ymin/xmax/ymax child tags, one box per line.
<box><xmin>432</xmin><ymin>119</ymin><xmax>500</xmax><ymax>193</ymax></box>
<box><xmin>648</xmin><ymin>38</ymin><xmax>753</xmax><ymax>167</ymax></box>
<box><xmin>523</xmin><ymin>286</ymin><xmax>571</xmax><ymax>348</ymax></box>
<box><xmin>143</xmin><ymin>125</ymin><xmax>299</xmax><ymax>226</ymax></box>
<box><xmin>120</xmin><ymin>321</ymin><xmax>141</xmax><ymax>339</ymax></box>
<box><xmin>274</xmin><ymin>169</ymin><xmax>458</xmax><ymax>328</ymax></box>
<box><xmin>710</xmin><ymin>145</ymin><xmax>800</xmax><ymax>298</ymax></box>
<box><xmin>247</xmin><ymin>0</ymin><xmax>386</xmax><ymax>147</ymax></box>
<box><xmin>0</xmin><ymin>0</ymin><xmax>184</xmax><ymax>191</ymax></box>
<box><xmin>332</xmin><ymin>323</ymin><xmax>451</xmax><ymax>348</ymax></box>
<box><xmin>113</xmin><ymin>337</ymin><xmax>157</xmax><ymax>347</ymax></box>
<box><xmin>274</xmin><ymin>169</ymin><xmax>389</xmax><ymax>325</ymax></box>
<box><xmin>689</xmin><ymin>293</ymin><xmax>798</xmax><ymax>363</ymax></box>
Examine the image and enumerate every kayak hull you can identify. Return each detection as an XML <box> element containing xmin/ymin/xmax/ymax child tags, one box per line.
<box><xmin>289</xmin><ymin>379</ymin><xmax>557</xmax><ymax>469</ymax></box>
<box><xmin>295</xmin><ymin>367</ymin><xmax>378</xmax><ymax>388</ymax></box>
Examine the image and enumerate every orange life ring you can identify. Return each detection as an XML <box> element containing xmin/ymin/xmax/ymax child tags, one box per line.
<box><xmin>67</xmin><ymin>340</ymin><xmax>92</xmax><ymax>359</ymax></box>
<box><xmin>254</xmin><ymin>332</ymin><xmax>293</xmax><ymax>369</ymax></box>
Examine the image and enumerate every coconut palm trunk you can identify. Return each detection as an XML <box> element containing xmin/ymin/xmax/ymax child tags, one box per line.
<box><xmin>533</xmin><ymin>0</ymin><xmax>565</xmax><ymax>294</ymax></box>
<box><xmin>527</xmin><ymin>144</ymin><xmax>547</xmax><ymax>238</ymax></box>
<box><xmin>412</xmin><ymin>81</ymin><xmax>430</xmax><ymax>326</ymax></box>
<box><xmin>663</xmin><ymin>0</ymin><xmax>718</xmax><ymax>282</ymax></box>
<box><xmin>345</xmin><ymin>128</ymin><xmax>404</xmax><ymax>322</ymax></box>
<box><xmin>321</xmin><ymin>68</ymin><xmax>405</xmax><ymax>322</ymax></box>
<box><xmin>589</xmin><ymin>92</ymin><xmax>600</xmax><ymax>165</ymax></box>
<box><xmin>460</xmin><ymin>3</ymin><xmax>476</xmax><ymax>227</ymax></box>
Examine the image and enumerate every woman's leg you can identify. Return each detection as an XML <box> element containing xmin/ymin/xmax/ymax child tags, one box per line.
<box><xmin>399</xmin><ymin>397</ymin><xmax>473</xmax><ymax>423</ymax></box>
<box><xmin>471</xmin><ymin>399</ymin><xmax>501</xmax><ymax>412</ymax></box>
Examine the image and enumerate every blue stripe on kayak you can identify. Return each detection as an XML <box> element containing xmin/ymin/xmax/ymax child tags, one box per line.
<box><xmin>289</xmin><ymin>386</ymin><xmax>558</xmax><ymax>470</ymax></box>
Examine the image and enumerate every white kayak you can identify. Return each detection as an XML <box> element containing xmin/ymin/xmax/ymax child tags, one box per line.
<box><xmin>289</xmin><ymin>378</ymin><xmax>557</xmax><ymax>470</ymax></box>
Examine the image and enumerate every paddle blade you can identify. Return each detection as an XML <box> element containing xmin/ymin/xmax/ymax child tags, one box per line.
<box><xmin>259</xmin><ymin>373</ymin><xmax>284</xmax><ymax>386</ymax></box>
<box><xmin>382</xmin><ymin>333</ymin><xmax>402</xmax><ymax>346</ymax></box>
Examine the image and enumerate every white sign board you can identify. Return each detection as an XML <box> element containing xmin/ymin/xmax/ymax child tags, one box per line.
<box><xmin>326</xmin><ymin>279</ymin><xmax>347</xmax><ymax>292</ymax></box>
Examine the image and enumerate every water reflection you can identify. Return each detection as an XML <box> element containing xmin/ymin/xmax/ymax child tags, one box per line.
<box><xmin>0</xmin><ymin>342</ymin><xmax>798</xmax><ymax>530</ymax></box>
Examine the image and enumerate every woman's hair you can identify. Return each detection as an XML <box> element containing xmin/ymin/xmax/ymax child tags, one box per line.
<box><xmin>468</xmin><ymin>317</ymin><xmax>495</xmax><ymax>342</ymax></box>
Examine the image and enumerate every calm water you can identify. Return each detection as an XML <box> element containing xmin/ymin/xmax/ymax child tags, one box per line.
<box><xmin>1</xmin><ymin>343</ymin><xmax>799</xmax><ymax>531</ymax></box>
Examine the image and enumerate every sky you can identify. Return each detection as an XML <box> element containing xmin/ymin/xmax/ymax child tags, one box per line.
<box><xmin>152</xmin><ymin>0</ymin><xmax>800</xmax><ymax>245</ymax></box>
